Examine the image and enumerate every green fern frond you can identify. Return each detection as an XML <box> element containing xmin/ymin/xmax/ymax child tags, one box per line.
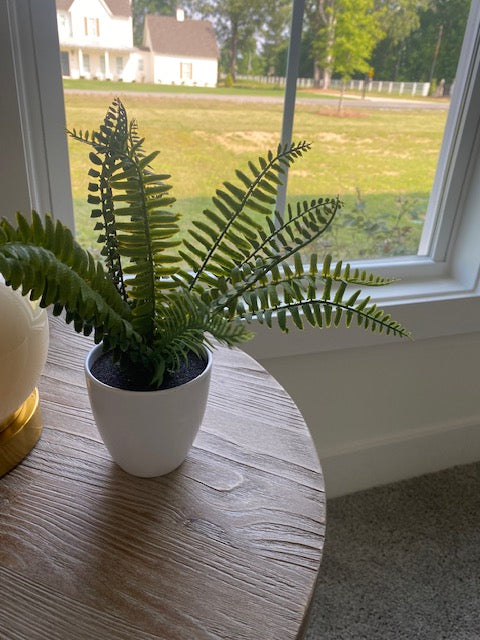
<box><xmin>68</xmin><ymin>97</ymin><xmax>130</xmax><ymax>299</ymax></box>
<box><xmin>186</xmin><ymin>141</ymin><xmax>312</xmax><ymax>289</ymax></box>
<box><xmin>233</xmin><ymin>256</ymin><xmax>411</xmax><ymax>338</ymax></box>
<box><xmin>71</xmin><ymin>99</ymin><xmax>183</xmax><ymax>344</ymax></box>
<box><xmin>320</xmin><ymin>254</ymin><xmax>398</xmax><ymax>286</ymax></box>
<box><xmin>0</xmin><ymin>213</ymin><xmax>144</xmax><ymax>353</ymax></box>
<box><xmin>148</xmin><ymin>290</ymin><xmax>252</xmax><ymax>387</ymax></box>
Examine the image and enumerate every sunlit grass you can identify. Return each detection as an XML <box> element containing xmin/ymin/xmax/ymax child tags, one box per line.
<box><xmin>64</xmin><ymin>91</ymin><xmax>447</xmax><ymax>261</ymax></box>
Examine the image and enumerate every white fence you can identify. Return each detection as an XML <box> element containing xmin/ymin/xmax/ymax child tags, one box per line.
<box><xmin>236</xmin><ymin>74</ymin><xmax>432</xmax><ymax>97</ymax></box>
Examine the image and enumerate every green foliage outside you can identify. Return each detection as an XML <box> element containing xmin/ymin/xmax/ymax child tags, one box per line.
<box><xmin>134</xmin><ymin>1</ymin><xmax>470</xmax><ymax>88</ymax></box>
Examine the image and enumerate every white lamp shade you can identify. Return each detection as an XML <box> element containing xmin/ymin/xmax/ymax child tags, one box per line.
<box><xmin>0</xmin><ymin>280</ymin><xmax>49</xmax><ymax>423</ymax></box>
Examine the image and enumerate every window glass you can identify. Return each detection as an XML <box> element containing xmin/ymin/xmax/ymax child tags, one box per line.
<box><xmin>180</xmin><ymin>62</ymin><xmax>193</xmax><ymax>81</ymax></box>
<box><xmin>60</xmin><ymin>1</ymin><xmax>472</xmax><ymax>264</ymax></box>
<box><xmin>83</xmin><ymin>54</ymin><xmax>90</xmax><ymax>74</ymax></box>
<box><xmin>60</xmin><ymin>51</ymin><xmax>70</xmax><ymax>77</ymax></box>
<box><xmin>116</xmin><ymin>56</ymin><xmax>124</xmax><ymax>76</ymax></box>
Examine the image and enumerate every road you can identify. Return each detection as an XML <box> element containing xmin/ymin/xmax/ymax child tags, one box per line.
<box><xmin>64</xmin><ymin>88</ymin><xmax>450</xmax><ymax>111</ymax></box>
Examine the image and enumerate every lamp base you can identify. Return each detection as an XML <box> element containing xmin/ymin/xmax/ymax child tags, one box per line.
<box><xmin>0</xmin><ymin>389</ymin><xmax>42</xmax><ymax>477</ymax></box>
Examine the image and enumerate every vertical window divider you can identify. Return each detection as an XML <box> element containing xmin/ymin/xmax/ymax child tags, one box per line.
<box><xmin>275</xmin><ymin>0</ymin><xmax>305</xmax><ymax>220</ymax></box>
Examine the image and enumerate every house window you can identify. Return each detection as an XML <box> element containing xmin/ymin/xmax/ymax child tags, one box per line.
<box><xmin>60</xmin><ymin>51</ymin><xmax>70</xmax><ymax>77</ymax></box>
<box><xmin>83</xmin><ymin>54</ymin><xmax>90</xmax><ymax>74</ymax></box>
<box><xmin>84</xmin><ymin>17</ymin><xmax>100</xmax><ymax>37</ymax></box>
<box><xmin>138</xmin><ymin>59</ymin><xmax>144</xmax><ymax>72</ymax></box>
<box><xmin>116</xmin><ymin>57</ymin><xmax>124</xmax><ymax>76</ymax></box>
<box><xmin>58</xmin><ymin>13</ymin><xmax>71</xmax><ymax>38</ymax></box>
<box><xmin>100</xmin><ymin>54</ymin><xmax>106</xmax><ymax>76</ymax></box>
<box><xmin>180</xmin><ymin>62</ymin><xmax>192</xmax><ymax>81</ymax></box>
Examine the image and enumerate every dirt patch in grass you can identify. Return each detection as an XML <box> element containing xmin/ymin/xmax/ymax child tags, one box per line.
<box><xmin>194</xmin><ymin>129</ymin><xmax>277</xmax><ymax>153</ymax></box>
<box><xmin>316</xmin><ymin>107</ymin><xmax>370</xmax><ymax>119</ymax></box>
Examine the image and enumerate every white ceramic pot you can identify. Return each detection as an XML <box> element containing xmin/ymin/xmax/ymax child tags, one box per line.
<box><xmin>84</xmin><ymin>344</ymin><xmax>212</xmax><ymax>477</ymax></box>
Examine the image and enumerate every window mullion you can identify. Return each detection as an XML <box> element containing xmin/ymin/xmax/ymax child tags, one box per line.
<box><xmin>275</xmin><ymin>0</ymin><xmax>305</xmax><ymax>217</ymax></box>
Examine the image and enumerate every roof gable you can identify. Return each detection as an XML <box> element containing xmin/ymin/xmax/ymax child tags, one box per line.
<box><xmin>145</xmin><ymin>15</ymin><xmax>218</xmax><ymax>59</ymax></box>
<box><xmin>56</xmin><ymin>0</ymin><xmax>74</xmax><ymax>10</ymax></box>
<box><xmin>103</xmin><ymin>0</ymin><xmax>131</xmax><ymax>17</ymax></box>
<box><xmin>55</xmin><ymin>0</ymin><xmax>131</xmax><ymax>17</ymax></box>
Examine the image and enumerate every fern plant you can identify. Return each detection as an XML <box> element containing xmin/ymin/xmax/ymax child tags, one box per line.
<box><xmin>0</xmin><ymin>98</ymin><xmax>410</xmax><ymax>389</ymax></box>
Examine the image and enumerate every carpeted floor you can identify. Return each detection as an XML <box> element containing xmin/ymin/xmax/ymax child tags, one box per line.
<box><xmin>305</xmin><ymin>462</ymin><xmax>480</xmax><ymax>639</ymax></box>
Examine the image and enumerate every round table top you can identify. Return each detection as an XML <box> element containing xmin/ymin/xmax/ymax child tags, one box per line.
<box><xmin>0</xmin><ymin>313</ymin><xmax>325</xmax><ymax>640</ymax></box>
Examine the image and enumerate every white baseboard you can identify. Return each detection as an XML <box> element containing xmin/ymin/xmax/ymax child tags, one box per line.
<box><xmin>320</xmin><ymin>415</ymin><xmax>480</xmax><ymax>498</ymax></box>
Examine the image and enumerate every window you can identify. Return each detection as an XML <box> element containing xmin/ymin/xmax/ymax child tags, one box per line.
<box><xmin>57</xmin><ymin>12</ymin><xmax>71</xmax><ymax>38</ymax></box>
<box><xmin>84</xmin><ymin>16</ymin><xmax>99</xmax><ymax>37</ymax></box>
<box><xmin>83</xmin><ymin>53</ymin><xmax>90</xmax><ymax>74</ymax></box>
<box><xmin>100</xmin><ymin>54</ymin><xmax>106</xmax><ymax>76</ymax></box>
<box><xmin>2</xmin><ymin>0</ymin><xmax>480</xmax><ymax>356</ymax></box>
<box><xmin>277</xmin><ymin>2</ymin><xmax>471</xmax><ymax>265</ymax></box>
<box><xmin>180</xmin><ymin>62</ymin><xmax>193</xmax><ymax>81</ymax></box>
<box><xmin>116</xmin><ymin>56</ymin><xmax>124</xmax><ymax>76</ymax></box>
<box><xmin>60</xmin><ymin>51</ymin><xmax>70</xmax><ymax>77</ymax></box>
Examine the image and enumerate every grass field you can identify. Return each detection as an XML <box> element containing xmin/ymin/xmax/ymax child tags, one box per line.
<box><xmin>64</xmin><ymin>88</ymin><xmax>447</xmax><ymax>261</ymax></box>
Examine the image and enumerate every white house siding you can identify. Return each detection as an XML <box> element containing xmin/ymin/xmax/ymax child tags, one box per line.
<box><xmin>57</xmin><ymin>0</ymin><xmax>135</xmax><ymax>81</ymax></box>
<box><xmin>152</xmin><ymin>55</ymin><xmax>217</xmax><ymax>87</ymax></box>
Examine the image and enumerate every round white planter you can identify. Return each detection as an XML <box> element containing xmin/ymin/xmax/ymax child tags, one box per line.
<box><xmin>85</xmin><ymin>344</ymin><xmax>212</xmax><ymax>477</ymax></box>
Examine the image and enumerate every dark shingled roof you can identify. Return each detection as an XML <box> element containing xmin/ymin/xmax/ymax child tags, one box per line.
<box><xmin>145</xmin><ymin>15</ymin><xmax>218</xmax><ymax>59</ymax></box>
<box><xmin>56</xmin><ymin>0</ymin><xmax>131</xmax><ymax>17</ymax></box>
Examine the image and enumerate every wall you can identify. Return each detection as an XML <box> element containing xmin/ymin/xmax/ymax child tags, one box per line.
<box><xmin>67</xmin><ymin>0</ymin><xmax>133</xmax><ymax>49</ymax></box>
<box><xmin>153</xmin><ymin>55</ymin><xmax>217</xmax><ymax>87</ymax></box>
<box><xmin>254</xmin><ymin>331</ymin><xmax>480</xmax><ymax>498</ymax></box>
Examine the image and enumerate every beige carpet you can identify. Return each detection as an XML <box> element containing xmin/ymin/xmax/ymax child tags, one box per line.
<box><xmin>305</xmin><ymin>462</ymin><xmax>480</xmax><ymax>639</ymax></box>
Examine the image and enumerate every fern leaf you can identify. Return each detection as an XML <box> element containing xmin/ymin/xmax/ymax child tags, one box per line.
<box><xmin>186</xmin><ymin>142</ymin><xmax>313</xmax><ymax>291</ymax></box>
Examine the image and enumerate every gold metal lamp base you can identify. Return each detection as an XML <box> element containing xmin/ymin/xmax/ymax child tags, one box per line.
<box><xmin>0</xmin><ymin>389</ymin><xmax>42</xmax><ymax>477</ymax></box>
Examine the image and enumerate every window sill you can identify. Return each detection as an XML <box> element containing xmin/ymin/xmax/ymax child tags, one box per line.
<box><xmin>242</xmin><ymin>269</ymin><xmax>480</xmax><ymax>361</ymax></box>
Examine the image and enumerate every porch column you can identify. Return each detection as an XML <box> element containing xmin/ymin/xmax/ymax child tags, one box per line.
<box><xmin>78</xmin><ymin>48</ymin><xmax>83</xmax><ymax>77</ymax></box>
<box><xmin>104</xmin><ymin>50</ymin><xmax>111</xmax><ymax>80</ymax></box>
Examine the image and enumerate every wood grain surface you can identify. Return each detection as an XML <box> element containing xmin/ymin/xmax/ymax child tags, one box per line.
<box><xmin>0</xmin><ymin>313</ymin><xmax>325</xmax><ymax>640</ymax></box>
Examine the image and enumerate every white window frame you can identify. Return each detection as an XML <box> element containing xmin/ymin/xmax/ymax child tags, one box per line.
<box><xmin>0</xmin><ymin>0</ymin><xmax>73</xmax><ymax>229</ymax></box>
<box><xmin>2</xmin><ymin>0</ymin><xmax>480</xmax><ymax>360</ymax></box>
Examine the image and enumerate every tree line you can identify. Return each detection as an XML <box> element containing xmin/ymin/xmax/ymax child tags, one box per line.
<box><xmin>132</xmin><ymin>0</ymin><xmax>471</xmax><ymax>89</ymax></box>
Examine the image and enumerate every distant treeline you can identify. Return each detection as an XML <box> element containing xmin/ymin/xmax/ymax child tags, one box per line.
<box><xmin>132</xmin><ymin>0</ymin><xmax>471</xmax><ymax>87</ymax></box>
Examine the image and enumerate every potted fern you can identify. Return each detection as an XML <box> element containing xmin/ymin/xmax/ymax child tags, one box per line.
<box><xmin>0</xmin><ymin>98</ymin><xmax>410</xmax><ymax>477</ymax></box>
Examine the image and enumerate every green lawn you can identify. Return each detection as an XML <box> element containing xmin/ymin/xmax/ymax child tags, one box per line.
<box><xmin>64</xmin><ymin>89</ymin><xmax>447</xmax><ymax>261</ymax></box>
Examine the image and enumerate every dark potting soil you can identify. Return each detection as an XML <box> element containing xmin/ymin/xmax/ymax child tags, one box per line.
<box><xmin>91</xmin><ymin>352</ymin><xmax>208</xmax><ymax>392</ymax></box>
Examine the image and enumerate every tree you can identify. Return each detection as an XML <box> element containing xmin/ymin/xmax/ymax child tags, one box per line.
<box><xmin>376</xmin><ymin>0</ymin><xmax>428</xmax><ymax>45</ymax></box>
<box><xmin>261</xmin><ymin>0</ymin><xmax>292</xmax><ymax>75</ymax></box>
<box><xmin>305</xmin><ymin>0</ymin><xmax>384</xmax><ymax>89</ymax></box>
<box><xmin>332</xmin><ymin>0</ymin><xmax>384</xmax><ymax>78</ymax></box>
<box><xmin>132</xmin><ymin>0</ymin><xmax>182</xmax><ymax>45</ymax></box>
<box><xmin>371</xmin><ymin>0</ymin><xmax>469</xmax><ymax>83</ymax></box>
<box><xmin>402</xmin><ymin>0</ymin><xmax>470</xmax><ymax>85</ymax></box>
<box><xmin>192</xmin><ymin>0</ymin><xmax>263</xmax><ymax>80</ymax></box>
<box><xmin>304</xmin><ymin>0</ymin><xmax>334</xmax><ymax>87</ymax></box>
<box><xmin>370</xmin><ymin>0</ymin><xmax>429</xmax><ymax>80</ymax></box>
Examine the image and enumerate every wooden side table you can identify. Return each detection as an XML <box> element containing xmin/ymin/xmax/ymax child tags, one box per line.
<box><xmin>0</xmin><ymin>314</ymin><xmax>325</xmax><ymax>640</ymax></box>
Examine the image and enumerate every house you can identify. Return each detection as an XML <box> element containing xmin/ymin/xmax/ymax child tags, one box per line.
<box><xmin>56</xmin><ymin>0</ymin><xmax>143</xmax><ymax>82</ymax></box>
<box><xmin>56</xmin><ymin>3</ymin><xmax>218</xmax><ymax>87</ymax></box>
<box><xmin>142</xmin><ymin>9</ymin><xmax>219</xmax><ymax>87</ymax></box>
